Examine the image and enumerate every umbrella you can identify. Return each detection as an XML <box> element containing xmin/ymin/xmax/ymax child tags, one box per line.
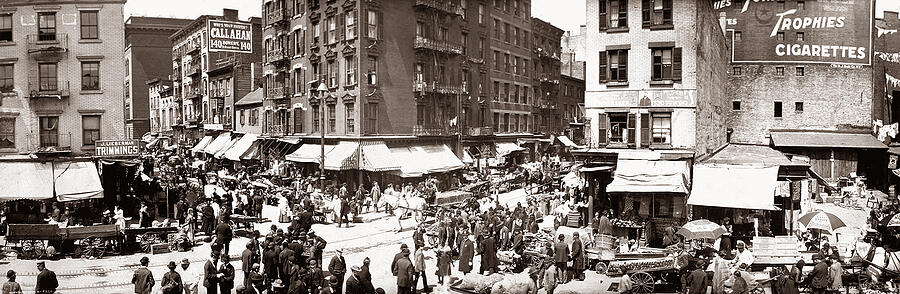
<box><xmin>798</xmin><ymin>211</ymin><xmax>847</xmax><ymax>231</ymax></box>
<box><xmin>881</xmin><ymin>213</ymin><xmax>900</xmax><ymax>227</ymax></box>
<box><xmin>676</xmin><ymin>219</ymin><xmax>727</xmax><ymax>240</ymax></box>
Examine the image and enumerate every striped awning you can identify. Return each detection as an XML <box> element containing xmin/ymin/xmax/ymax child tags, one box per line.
<box><xmin>324</xmin><ymin>141</ymin><xmax>360</xmax><ymax>171</ymax></box>
<box><xmin>360</xmin><ymin>142</ymin><xmax>400</xmax><ymax>172</ymax></box>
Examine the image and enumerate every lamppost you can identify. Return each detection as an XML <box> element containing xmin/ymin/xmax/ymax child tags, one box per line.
<box><xmin>316</xmin><ymin>82</ymin><xmax>329</xmax><ymax>193</ymax></box>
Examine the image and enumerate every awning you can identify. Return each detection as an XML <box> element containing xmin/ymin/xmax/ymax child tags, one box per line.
<box><xmin>687</xmin><ymin>165</ymin><xmax>780</xmax><ymax>210</ymax></box>
<box><xmin>224</xmin><ymin>134</ymin><xmax>258</xmax><ymax>161</ymax></box>
<box><xmin>286</xmin><ymin>144</ymin><xmax>336</xmax><ymax>163</ymax></box>
<box><xmin>495</xmin><ymin>142</ymin><xmax>525</xmax><ymax>157</ymax></box>
<box><xmin>419</xmin><ymin>144</ymin><xmax>465</xmax><ymax>173</ymax></box>
<box><xmin>580</xmin><ymin>166</ymin><xmax>613</xmax><ymax>172</ymax></box>
<box><xmin>463</xmin><ymin>150</ymin><xmax>475</xmax><ymax>164</ymax></box>
<box><xmin>204</xmin><ymin>132</ymin><xmax>233</xmax><ymax>154</ymax></box>
<box><xmin>0</xmin><ymin>162</ymin><xmax>54</xmax><ymax>202</ymax></box>
<box><xmin>191</xmin><ymin>160</ymin><xmax>206</xmax><ymax>169</ymax></box>
<box><xmin>360</xmin><ymin>142</ymin><xmax>401</xmax><ymax>172</ymax></box>
<box><xmin>770</xmin><ymin>131</ymin><xmax>888</xmax><ymax>149</ymax></box>
<box><xmin>241</xmin><ymin>141</ymin><xmax>262</xmax><ymax>161</ymax></box>
<box><xmin>213</xmin><ymin>136</ymin><xmax>241</xmax><ymax>159</ymax></box>
<box><xmin>557</xmin><ymin>136</ymin><xmax>579</xmax><ymax>148</ymax></box>
<box><xmin>55</xmin><ymin>161</ymin><xmax>104</xmax><ymax>202</ymax></box>
<box><xmin>607</xmin><ymin>159</ymin><xmax>690</xmax><ymax>193</ymax></box>
<box><xmin>389</xmin><ymin>147</ymin><xmax>425</xmax><ymax>178</ymax></box>
<box><xmin>190</xmin><ymin>136</ymin><xmax>213</xmax><ymax>153</ymax></box>
<box><xmin>324</xmin><ymin>142</ymin><xmax>360</xmax><ymax>171</ymax></box>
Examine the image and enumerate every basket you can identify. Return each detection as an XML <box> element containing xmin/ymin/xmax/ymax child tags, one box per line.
<box><xmin>596</xmin><ymin>234</ymin><xmax>616</xmax><ymax>250</ymax></box>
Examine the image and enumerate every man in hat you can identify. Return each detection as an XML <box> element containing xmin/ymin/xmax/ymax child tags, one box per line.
<box><xmin>552</xmin><ymin>234</ymin><xmax>569</xmax><ymax>283</ymax></box>
<box><xmin>306</xmin><ymin>258</ymin><xmax>324</xmax><ymax>294</ymax></box>
<box><xmin>459</xmin><ymin>234</ymin><xmax>475</xmax><ymax>274</ymax></box>
<box><xmin>279</xmin><ymin>241</ymin><xmax>296</xmax><ymax>281</ymax></box>
<box><xmin>178</xmin><ymin>258</ymin><xmax>201</xmax><ymax>294</ymax></box>
<box><xmin>132</xmin><ymin>256</ymin><xmax>155</xmax><ymax>294</ymax></box>
<box><xmin>734</xmin><ymin>241</ymin><xmax>755</xmax><ymax>269</ymax></box>
<box><xmin>309</xmin><ymin>230</ymin><xmax>328</xmax><ymax>268</ymax></box>
<box><xmin>394</xmin><ymin>248</ymin><xmax>415</xmax><ymax>294</ymax></box>
<box><xmin>344</xmin><ymin>266</ymin><xmax>365</xmax><ymax>294</ymax></box>
<box><xmin>479</xmin><ymin>231</ymin><xmax>499</xmax><ymax>275</ymax></box>
<box><xmin>241</xmin><ymin>242</ymin><xmax>255</xmax><ymax>288</ymax></box>
<box><xmin>571</xmin><ymin>231</ymin><xmax>585</xmax><ymax>281</ymax></box>
<box><xmin>391</xmin><ymin>243</ymin><xmax>409</xmax><ymax>275</ymax></box>
<box><xmin>359</xmin><ymin>257</ymin><xmax>375</xmax><ymax>294</ymax></box>
<box><xmin>262</xmin><ymin>242</ymin><xmax>279</xmax><ymax>286</ymax></box>
<box><xmin>413</xmin><ymin>225</ymin><xmax>426</xmax><ymax>251</ymax></box>
<box><xmin>329</xmin><ymin>249</ymin><xmax>347</xmax><ymax>294</ymax></box>
<box><xmin>218</xmin><ymin>254</ymin><xmax>236</xmax><ymax>294</ymax></box>
<box><xmin>413</xmin><ymin>245</ymin><xmax>431</xmax><ymax>293</ymax></box>
<box><xmin>321</xmin><ymin>276</ymin><xmax>339</xmax><ymax>294</ymax></box>
<box><xmin>809</xmin><ymin>254</ymin><xmax>830</xmax><ymax>294</ymax></box>
<box><xmin>247</xmin><ymin>263</ymin><xmax>266</xmax><ymax>294</ymax></box>
<box><xmin>162</xmin><ymin>261</ymin><xmax>184</xmax><ymax>294</ymax></box>
<box><xmin>204</xmin><ymin>252</ymin><xmax>220</xmax><ymax>294</ymax></box>
<box><xmin>34</xmin><ymin>261</ymin><xmax>57</xmax><ymax>294</ymax></box>
<box><xmin>686</xmin><ymin>260</ymin><xmax>708</xmax><ymax>294</ymax></box>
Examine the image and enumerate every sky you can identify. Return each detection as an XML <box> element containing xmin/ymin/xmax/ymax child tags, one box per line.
<box><xmin>125</xmin><ymin>0</ymin><xmax>899</xmax><ymax>32</ymax></box>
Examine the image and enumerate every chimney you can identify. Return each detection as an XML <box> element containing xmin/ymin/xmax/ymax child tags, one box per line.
<box><xmin>719</xmin><ymin>12</ymin><xmax>727</xmax><ymax>37</ymax></box>
<box><xmin>223</xmin><ymin>9</ymin><xmax>239</xmax><ymax>21</ymax></box>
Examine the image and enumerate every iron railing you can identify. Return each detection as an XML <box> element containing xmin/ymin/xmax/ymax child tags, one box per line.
<box><xmin>414</xmin><ymin>36</ymin><xmax>462</xmax><ymax>55</ymax></box>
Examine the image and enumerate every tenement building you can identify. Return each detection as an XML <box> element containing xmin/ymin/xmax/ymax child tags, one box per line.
<box><xmin>0</xmin><ymin>0</ymin><xmax>126</xmax><ymax>154</ymax></box>
<box><xmin>720</xmin><ymin>0</ymin><xmax>887</xmax><ymax>189</ymax></box>
<box><xmin>578</xmin><ymin>0</ymin><xmax>728</xmax><ymax>243</ymax></box>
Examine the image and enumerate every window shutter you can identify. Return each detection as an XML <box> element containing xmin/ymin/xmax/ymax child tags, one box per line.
<box><xmin>642</xmin><ymin>0</ymin><xmax>651</xmax><ymax>28</ymax></box>
<box><xmin>338</xmin><ymin>12</ymin><xmax>345</xmax><ymax>41</ymax></box>
<box><xmin>597</xmin><ymin>113</ymin><xmax>608</xmax><ymax>146</ymax></box>
<box><xmin>598</xmin><ymin>0</ymin><xmax>607</xmax><ymax>31</ymax></box>
<box><xmin>378</xmin><ymin>11</ymin><xmax>384</xmax><ymax>39</ymax></box>
<box><xmin>627</xmin><ymin>113</ymin><xmax>636</xmax><ymax>145</ymax></box>
<box><xmin>598</xmin><ymin>51</ymin><xmax>607</xmax><ymax>83</ymax></box>
<box><xmin>620</xmin><ymin>50</ymin><xmax>628</xmax><ymax>81</ymax></box>
<box><xmin>640</xmin><ymin>113</ymin><xmax>651</xmax><ymax>147</ymax></box>
<box><xmin>673</xmin><ymin>47</ymin><xmax>682</xmax><ymax>81</ymax></box>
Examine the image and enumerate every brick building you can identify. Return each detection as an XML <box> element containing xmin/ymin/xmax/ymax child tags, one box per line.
<box><xmin>489</xmin><ymin>0</ymin><xmax>536</xmax><ymax>140</ymax></box>
<box><xmin>147</xmin><ymin>78</ymin><xmax>175</xmax><ymax>133</ymax></box>
<box><xmin>0</xmin><ymin>0</ymin><xmax>126</xmax><ymax>154</ymax></box>
<box><xmin>876</xmin><ymin>11</ymin><xmax>900</xmax><ymax>135</ymax></box>
<box><xmin>169</xmin><ymin>9</ymin><xmax>262</xmax><ymax>138</ymax></box>
<box><xmin>577</xmin><ymin>0</ymin><xmax>728</xmax><ymax>232</ymax></box>
<box><xmin>559</xmin><ymin>73</ymin><xmax>585</xmax><ymax>143</ymax></box>
<box><xmin>561</xmin><ymin>25</ymin><xmax>586</xmax><ymax>80</ymax></box>
<box><xmin>124</xmin><ymin>16</ymin><xmax>192</xmax><ymax>139</ymax></box>
<box><xmin>532</xmin><ymin>17</ymin><xmax>563</xmax><ymax>135</ymax></box>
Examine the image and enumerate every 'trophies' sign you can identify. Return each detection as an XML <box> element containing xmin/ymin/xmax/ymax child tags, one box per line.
<box><xmin>96</xmin><ymin>140</ymin><xmax>141</xmax><ymax>157</ymax></box>
<box><xmin>208</xmin><ymin>20</ymin><xmax>253</xmax><ymax>53</ymax></box>
<box><xmin>718</xmin><ymin>0</ymin><xmax>873</xmax><ymax>66</ymax></box>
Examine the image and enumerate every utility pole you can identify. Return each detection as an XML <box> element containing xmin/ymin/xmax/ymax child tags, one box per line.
<box><xmin>317</xmin><ymin>83</ymin><xmax>329</xmax><ymax>194</ymax></box>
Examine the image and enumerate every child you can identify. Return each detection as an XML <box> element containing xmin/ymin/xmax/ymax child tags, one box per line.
<box><xmin>733</xmin><ymin>271</ymin><xmax>749</xmax><ymax>294</ymax></box>
<box><xmin>436</xmin><ymin>246</ymin><xmax>452</xmax><ymax>285</ymax></box>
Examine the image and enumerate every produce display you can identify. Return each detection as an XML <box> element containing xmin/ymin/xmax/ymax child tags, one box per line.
<box><xmin>606</xmin><ymin>256</ymin><xmax>677</xmax><ymax>275</ymax></box>
<box><xmin>456</xmin><ymin>273</ymin><xmax>506</xmax><ymax>294</ymax></box>
<box><xmin>490</xmin><ymin>273</ymin><xmax>535</xmax><ymax>294</ymax></box>
<box><xmin>611</xmin><ymin>218</ymin><xmax>646</xmax><ymax>228</ymax></box>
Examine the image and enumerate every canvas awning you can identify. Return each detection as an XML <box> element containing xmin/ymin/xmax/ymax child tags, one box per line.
<box><xmin>419</xmin><ymin>144</ymin><xmax>465</xmax><ymax>173</ymax></box>
<box><xmin>324</xmin><ymin>142</ymin><xmax>360</xmax><ymax>171</ymax></box>
<box><xmin>55</xmin><ymin>161</ymin><xmax>104</xmax><ymax>202</ymax></box>
<box><xmin>389</xmin><ymin>146</ymin><xmax>425</xmax><ymax>178</ymax></box>
<box><xmin>190</xmin><ymin>136</ymin><xmax>213</xmax><ymax>153</ymax></box>
<box><xmin>463</xmin><ymin>150</ymin><xmax>475</xmax><ymax>164</ymax></box>
<box><xmin>285</xmin><ymin>144</ymin><xmax>336</xmax><ymax>163</ymax></box>
<box><xmin>213</xmin><ymin>136</ymin><xmax>241</xmax><ymax>159</ymax></box>
<box><xmin>224</xmin><ymin>134</ymin><xmax>258</xmax><ymax>161</ymax></box>
<box><xmin>607</xmin><ymin>159</ymin><xmax>690</xmax><ymax>193</ymax></box>
<box><xmin>687</xmin><ymin>165</ymin><xmax>780</xmax><ymax>210</ymax></box>
<box><xmin>0</xmin><ymin>162</ymin><xmax>54</xmax><ymax>202</ymax></box>
<box><xmin>495</xmin><ymin>142</ymin><xmax>525</xmax><ymax>157</ymax></box>
<box><xmin>770</xmin><ymin>131</ymin><xmax>888</xmax><ymax>149</ymax></box>
<box><xmin>204</xmin><ymin>133</ymin><xmax>233</xmax><ymax>154</ymax></box>
<box><xmin>241</xmin><ymin>141</ymin><xmax>262</xmax><ymax>161</ymax></box>
<box><xmin>557</xmin><ymin>136</ymin><xmax>579</xmax><ymax>148</ymax></box>
<box><xmin>360</xmin><ymin>142</ymin><xmax>401</xmax><ymax>172</ymax></box>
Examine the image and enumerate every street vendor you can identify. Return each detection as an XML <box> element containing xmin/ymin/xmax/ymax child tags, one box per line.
<box><xmin>733</xmin><ymin>240</ymin><xmax>755</xmax><ymax>268</ymax></box>
<box><xmin>596</xmin><ymin>209</ymin><xmax>613</xmax><ymax>235</ymax></box>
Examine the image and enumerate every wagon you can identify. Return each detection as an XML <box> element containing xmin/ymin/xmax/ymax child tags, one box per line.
<box><xmin>4</xmin><ymin>224</ymin><xmax>124</xmax><ymax>259</ymax></box>
<box><xmin>124</xmin><ymin>226</ymin><xmax>179</xmax><ymax>253</ymax></box>
<box><xmin>62</xmin><ymin>224</ymin><xmax>122</xmax><ymax>259</ymax></box>
<box><xmin>4</xmin><ymin>224</ymin><xmax>61</xmax><ymax>259</ymax></box>
<box><xmin>601</xmin><ymin>252</ymin><xmax>692</xmax><ymax>294</ymax></box>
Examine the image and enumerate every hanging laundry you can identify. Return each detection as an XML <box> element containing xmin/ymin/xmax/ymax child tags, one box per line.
<box><xmin>878</xmin><ymin>26</ymin><xmax>898</xmax><ymax>37</ymax></box>
<box><xmin>876</xmin><ymin>52</ymin><xmax>900</xmax><ymax>64</ymax></box>
<box><xmin>888</xmin><ymin>73</ymin><xmax>900</xmax><ymax>88</ymax></box>
<box><xmin>891</xmin><ymin>123</ymin><xmax>900</xmax><ymax>139</ymax></box>
<box><xmin>874</xmin><ymin>119</ymin><xmax>884</xmax><ymax>134</ymax></box>
<box><xmin>879</xmin><ymin>127</ymin><xmax>889</xmax><ymax>141</ymax></box>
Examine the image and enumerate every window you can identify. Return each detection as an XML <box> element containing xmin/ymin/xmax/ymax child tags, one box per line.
<box><xmin>774</xmin><ymin>101</ymin><xmax>783</xmax><ymax>118</ymax></box>
<box><xmin>776</xmin><ymin>66</ymin><xmax>784</xmax><ymax>76</ymax></box>
<box><xmin>599</xmin><ymin>0</ymin><xmax>628</xmax><ymax>29</ymax></box>
<box><xmin>796</xmin><ymin>32</ymin><xmax>804</xmax><ymax>42</ymax></box>
<box><xmin>240</xmin><ymin>110</ymin><xmax>245</xmax><ymax>125</ymax></box>
<box><xmin>39</xmin><ymin>63</ymin><xmax>58</xmax><ymax>91</ymax></box>
<box><xmin>312</xmin><ymin>22</ymin><xmax>320</xmax><ymax>43</ymax></box>
<box><xmin>39</xmin><ymin>116</ymin><xmax>59</xmax><ymax>147</ymax></box>
<box><xmin>608</xmin><ymin>49</ymin><xmax>628</xmax><ymax>82</ymax></box>
<box><xmin>82</xmin><ymin>115</ymin><xmax>100</xmax><ymax>146</ymax></box>
<box><xmin>493</xmin><ymin>19</ymin><xmax>500</xmax><ymax>39</ymax></box>
<box><xmin>798</xmin><ymin>1</ymin><xmax>805</xmax><ymax>10</ymax></box>
<box><xmin>365</xmin><ymin>103</ymin><xmax>377</xmax><ymax>134</ymax></box>
<box><xmin>414</xmin><ymin>63</ymin><xmax>424</xmax><ymax>85</ymax></box>
<box><xmin>513</xmin><ymin>56</ymin><xmax>519</xmax><ymax>74</ymax></box>
<box><xmin>461</xmin><ymin>0</ymin><xmax>468</xmax><ymax>19</ymax></box>
<box><xmin>327</xmin><ymin>104</ymin><xmax>336</xmax><ymax>133</ymax></box>
<box><xmin>479</xmin><ymin>37</ymin><xmax>485</xmax><ymax>58</ymax></box>
<box><xmin>461</xmin><ymin>32</ymin><xmax>468</xmax><ymax>55</ymax></box>
<box><xmin>80</xmin><ymin>11</ymin><xmax>98</xmax><ymax>39</ymax></box>
<box><xmin>513</xmin><ymin>27</ymin><xmax>519</xmax><ymax>46</ymax></box>
<box><xmin>81</xmin><ymin>61</ymin><xmax>100</xmax><ymax>90</ymax></box>
<box><xmin>38</xmin><ymin>13</ymin><xmax>56</xmax><ymax>41</ymax></box>
<box><xmin>367</xmin><ymin>56</ymin><xmax>377</xmax><ymax>85</ymax></box>
<box><xmin>366</xmin><ymin>10</ymin><xmax>379</xmax><ymax>38</ymax></box>
<box><xmin>776</xmin><ymin>32</ymin><xmax>784</xmax><ymax>41</ymax></box>
<box><xmin>312</xmin><ymin>107</ymin><xmax>320</xmax><ymax>132</ymax></box>
<box><xmin>345</xmin><ymin>56</ymin><xmax>356</xmax><ymax>86</ymax></box>
<box><xmin>295</xmin><ymin>0</ymin><xmax>306</xmax><ymax>15</ymax></box>
<box><xmin>294</xmin><ymin>30</ymin><xmax>305</xmax><ymax>54</ymax></box>
<box><xmin>513</xmin><ymin>85</ymin><xmax>519</xmax><ymax>103</ymax></box>
<box><xmin>732</xmin><ymin>100</ymin><xmax>741</xmax><ymax>111</ymax></box>
<box><xmin>504</xmin><ymin>113</ymin><xmax>510</xmax><ymax>132</ymax></box>
<box><xmin>608</xmin><ymin>113</ymin><xmax>628</xmax><ymax>143</ymax></box>
<box><xmin>643</xmin><ymin>0</ymin><xmax>673</xmax><ymax>27</ymax></box>
<box><xmin>326</xmin><ymin>16</ymin><xmax>336</xmax><ymax>43</ymax></box>
<box><xmin>504</xmin><ymin>53</ymin><xmax>510</xmax><ymax>72</ymax></box>
<box><xmin>795</xmin><ymin>101</ymin><xmax>804</xmax><ymax>112</ymax></box>
<box><xmin>478</xmin><ymin>4</ymin><xmax>485</xmax><ymax>24</ymax></box>
<box><xmin>504</xmin><ymin>23</ymin><xmax>510</xmax><ymax>43</ymax></box>
<box><xmin>345</xmin><ymin>103</ymin><xmax>355</xmax><ymax>133</ymax></box>
<box><xmin>651</xmin><ymin>48</ymin><xmax>672</xmax><ymax>80</ymax></box>
<box><xmin>328</xmin><ymin>60</ymin><xmax>337</xmax><ymax>88</ymax></box>
<box><xmin>504</xmin><ymin>83</ymin><xmax>510</xmax><ymax>102</ymax></box>
<box><xmin>0</xmin><ymin>14</ymin><xmax>11</xmax><ymax>42</ymax></box>
<box><xmin>493</xmin><ymin>51</ymin><xmax>501</xmax><ymax>70</ymax></box>
<box><xmin>462</xmin><ymin>69</ymin><xmax>470</xmax><ymax>93</ymax></box>
<box><xmin>651</xmin><ymin>112</ymin><xmax>671</xmax><ymax>144</ymax></box>
<box><xmin>732</xmin><ymin>66</ymin><xmax>741</xmax><ymax>76</ymax></box>
<box><xmin>493</xmin><ymin>81</ymin><xmax>500</xmax><ymax>100</ymax></box>
<box><xmin>796</xmin><ymin>66</ymin><xmax>805</xmax><ymax>76</ymax></box>
<box><xmin>295</xmin><ymin>69</ymin><xmax>306</xmax><ymax>95</ymax></box>
<box><xmin>734</xmin><ymin>31</ymin><xmax>741</xmax><ymax>41</ymax></box>
<box><xmin>0</xmin><ymin>117</ymin><xmax>14</xmax><ymax>149</ymax></box>
<box><xmin>345</xmin><ymin>12</ymin><xmax>356</xmax><ymax>40</ymax></box>
<box><xmin>0</xmin><ymin>64</ymin><xmax>12</xmax><ymax>92</ymax></box>
<box><xmin>416</xmin><ymin>104</ymin><xmax>425</xmax><ymax>125</ymax></box>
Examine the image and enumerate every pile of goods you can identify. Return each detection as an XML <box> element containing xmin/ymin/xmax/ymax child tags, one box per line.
<box><xmin>611</xmin><ymin>218</ymin><xmax>645</xmax><ymax>228</ymax></box>
<box><xmin>606</xmin><ymin>256</ymin><xmax>676</xmax><ymax>275</ymax></box>
<box><xmin>498</xmin><ymin>251</ymin><xmax>521</xmax><ymax>264</ymax></box>
<box><xmin>490</xmin><ymin>273</ymin><xmax>535</xmax><ymax>294</ymax></box>
<box><xmin>456</xmin><ymin>273</ymin><xmax>506</xmax><ymax>294</ymax></box>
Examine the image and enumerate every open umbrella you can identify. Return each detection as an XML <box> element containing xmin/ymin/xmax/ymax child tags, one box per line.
<box><xmin>881</xmin><ymin>213</ymin><xmax>900</xmax><ymax>227</ymax></box>
<box><xmin>676</xmin><ymin>219</ymin><xmax>727</xmax><ymax>240</ymax></box>
<box><xmin>798</xmin><ymin>211</ymin><xmax>847</xmax><ymax>231</ymax></box>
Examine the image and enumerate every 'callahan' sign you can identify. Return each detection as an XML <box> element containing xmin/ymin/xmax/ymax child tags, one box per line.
<box><xmin>95</xmin><ymin>140</ymin><xmax>141</xmax><ymax>157</ymax></box>
<box><xmin>208</xmin><ymin>20</ymin><xmax>253</xmax><ymax>53</ymax></box>
<box><xmin>719</xmin><ymin>0</ymin><xmax>873</xmax><ymax>66</ymax></box>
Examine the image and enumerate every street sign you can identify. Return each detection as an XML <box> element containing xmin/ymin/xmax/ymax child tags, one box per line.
<box><xmin>95</xmin><ymin>140</ymin><xmax>141</xmax><ymax>157</ymax></box>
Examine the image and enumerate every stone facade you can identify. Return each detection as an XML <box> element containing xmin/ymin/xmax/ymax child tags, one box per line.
<box><xmin>0</xmin><ymin>0</ymin><xmax>126</xmax><ymax>154</ymax></box>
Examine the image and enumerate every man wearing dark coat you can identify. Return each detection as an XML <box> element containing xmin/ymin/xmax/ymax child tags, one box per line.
<box><xmin>215</xmin><ymin>220</ymin><xmax>233</xmax><ymax>254</ymax></box>
<box><xmin>459</xmin><ymin>235</ymin><xmax>475</xmax><ymax>274</ymax></box>
<box><xmin>478</xmin><ymin>233</ymin><xmax>499</xmax><ymax>275</ymax></box>
<box><xmin>686</xmin><ymin>260</ymin><xmax>709</xmax><ymax>294</ymax></box>
<box><xmin>553</xmin><ymin>234</ymin><xmax>570</xmax><ymax>283</ymax></box>
<box><xmin>344</xmin><ymin>266</ymin><xmax>365</xmax><ymax>294</ymax></box>
<box><xmin>359</xmin><ymin>257</ymin><xmax>375</xmax><ymax>294</ymax></box>
<box><xmin>241</xmin><ymin>242</ymin><xmax>255</xmax><ymax>288</ymax></box>
<box><xmin>34</xmin><ymin>261</ymin><xmax>58</xmax><ymax>294</ymax></box>
<box><xmin>202</xmin><ymin>203</ymin><xmax>215</xmax><ymax>236</ymax></box>
<box><xmin>132</xmin><ymin>256</ymin><xmax>155</xmax><ymax>294</ymax></box>
<box><xmin>571</xmin><ymin>232</ymin><xmax>585</xmax><ymax>281</ymax></box>
<box><xmin>204</xmin><ymin>252</ymin><xmax>220</xmax><ymax>294</ymax></box>
<box><xmin>279</xmin><ymin>243</ymin><xmax>296</xmax><ymax>281</ymax></box>
<box><xmin>394</xmin><ymin>250</ymin><xmax>415</xmax><ymax>294</ymax></box>
<box><xmin>391</xmin><ymin>244</ymin><xmax>409</xmax><ymax>276</ymax></box>
<box><xmin>263</xmin><ymin>242</ymin><xmax>280</xmax><ymax>284</ymax></box>
<box><xmin>328</xmin><ymin>249</ymin><xmax>347</xmax><ymax>294</ymax></box>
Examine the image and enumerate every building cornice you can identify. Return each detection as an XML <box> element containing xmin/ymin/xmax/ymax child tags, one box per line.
<box><xmin>0</xmin><ymin>0</ymin><xmax>125</xmax><ymax>7</ymax></box>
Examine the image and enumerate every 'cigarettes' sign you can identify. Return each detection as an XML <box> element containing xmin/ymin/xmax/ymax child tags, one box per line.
<box><xmin>718</xmin><ymin>0</ymin><xmax>873</xmax><ymax>66</ymax></box>
<box><xmin>208</xmin><ymin>20</ymin><xmax>253</xmax><ymax>53</ymax></box>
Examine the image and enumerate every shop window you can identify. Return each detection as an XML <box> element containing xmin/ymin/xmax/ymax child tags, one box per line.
<box><xmin>653</xmin><ymin>196</ymin><xmax>673</xmax><ymax>218</ymax></box>
<box><xmin>608</xmin><ymin>113</ymin><xmax>628</xmax><ymax>143</ymax></box>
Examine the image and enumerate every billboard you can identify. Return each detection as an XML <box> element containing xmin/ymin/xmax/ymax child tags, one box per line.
<box><xmin>717</xmin><ymin>0</ymin><xmax>873</xmax><ymax>65</ymax></box>
<box><xmin>207</xmin><ymin>19</ymin><xmax>253</xmax><ymax>53</ymax></box>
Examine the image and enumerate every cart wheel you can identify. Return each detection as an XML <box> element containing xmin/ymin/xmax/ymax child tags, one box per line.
<box><xmin>82</xmin><ymin>237</ymin><xmax>106</xmax><ymax>259</ymax></box>
<box><xmin>138</xmin><ymin>233</ymin><xmax>159</xmax><ymax>253</ymax></box>
<box><xmin>20</xmin><ymin>239</ymin><xmax>45</xmax><ymax>259</ymax></box>
<box><xmin>595</xmin><ymin>262</ymin><xmax>608</xmax><ymax>274</ymax></box>
<box><xmin>631</xmin><ymin>272</ymin><xmax>655</xmax><ymax>294</ymax></box>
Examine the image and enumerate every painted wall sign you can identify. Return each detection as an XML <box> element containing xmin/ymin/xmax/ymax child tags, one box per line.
<box><xmin>720</xmin><ymin>0</ymin><xmax>873</xmax><ymax>65</ymax></box>
<box><xmin>207</xmin><ymin>20</ymin><xmax>253</xmax><ymax>53</ymax></box>
<box><xmin>95</xmin><ymin>140</ymin><xmax>141</xmax><ymax>157</ymax></box>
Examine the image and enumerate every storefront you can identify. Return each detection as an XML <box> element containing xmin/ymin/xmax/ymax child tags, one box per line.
<box><xmin>688</xmin><ymin>164</ymin><xmax>781</xmax><ymax>240</ymax></box>
<box><xmin>0</xmin><ymin>159</ymin><xmax>105</xmax><ymax>224</ymax></box>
